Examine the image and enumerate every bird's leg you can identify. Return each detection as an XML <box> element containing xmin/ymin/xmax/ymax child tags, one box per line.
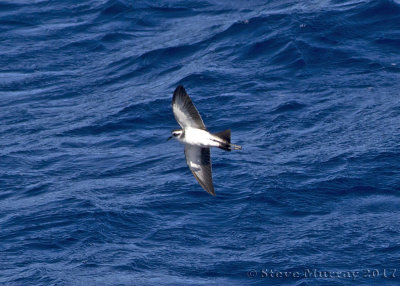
<box><xmin>230</xmin><ymin>144</ymin><xmax>242</xmax><ymax>150</ymax></box>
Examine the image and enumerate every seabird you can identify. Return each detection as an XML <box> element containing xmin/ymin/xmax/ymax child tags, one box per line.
<box><xmin>168</xmin><ymin>85</ymin><xmax>242</xmax><ymax>196</ymax></box>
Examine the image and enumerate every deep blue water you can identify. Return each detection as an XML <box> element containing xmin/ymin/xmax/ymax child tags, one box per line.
<box><xmin>1</xmin><ymin>0</ymin><xmax>400</xmax><ymax>285</ymax></box>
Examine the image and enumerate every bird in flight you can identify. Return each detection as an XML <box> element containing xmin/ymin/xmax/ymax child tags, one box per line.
<box><xmin>168</xmin><ymin>85</ymin><xmax>242</xmax><ymax>196</ymax></box>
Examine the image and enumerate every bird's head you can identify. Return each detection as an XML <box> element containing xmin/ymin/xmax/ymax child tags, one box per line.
<box><xmin>168</xmin><ymin>129</ymin><xmax>184</xmax><ymax>141</ymax></box>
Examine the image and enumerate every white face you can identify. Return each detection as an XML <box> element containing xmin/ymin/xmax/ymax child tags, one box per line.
<box><xmin>172</xmin><ymin>130</ymin><xmax>183</xmax><ymax>138</ymax></box>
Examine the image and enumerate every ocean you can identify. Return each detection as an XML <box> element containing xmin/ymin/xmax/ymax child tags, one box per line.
<box><xmin>1</xmin><ymin>0</ymin><xmax>400</xmax><ymax>285</ymax></box>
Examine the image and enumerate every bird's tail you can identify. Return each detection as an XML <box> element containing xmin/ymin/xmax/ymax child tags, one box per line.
<box><xmin>214</xmin><ymin>129</ymin><xmax>242</xmax><ymax>151</ymax></box>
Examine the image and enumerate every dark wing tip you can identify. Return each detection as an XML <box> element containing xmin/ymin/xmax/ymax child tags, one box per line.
<box><xmin>174</xmin><ymin>85</ymin><xmax>186</xmax><ymax>96</ymax></box>
<box><xmin>192</xmin><ymin>172</ymin><xmax>216</xmax><ymax>196</ymax></box>
<box><xmin>202</xmin><ymin>182</ymin><xmax>216</xmax><ymax>196</ymax></box>
<box><xmin>203</xmin><ymin>180</ymin><xmax>216</xmax><ymax>196</ymax></box>
<box><xmin>172</xmin><ymin>85</ymin><xmax>188</xmax><ymax>106</ymax></box>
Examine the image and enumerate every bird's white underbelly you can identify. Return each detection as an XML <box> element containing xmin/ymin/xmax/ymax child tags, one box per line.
<box><xmin>181</xmin><ymin>128</ymin><xmax>220</xmax><ymax>147</ymax></box>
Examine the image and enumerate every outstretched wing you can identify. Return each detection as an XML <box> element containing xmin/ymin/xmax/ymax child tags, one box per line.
<box><xmin>172</xmin><ymin>85</ymin><xmax>206</xmax><ymax>130</ymax></box>
<box><xmin>184</xmin><ymin>145</ymin><xmax>215</xmax><ymax>196</ymax></box>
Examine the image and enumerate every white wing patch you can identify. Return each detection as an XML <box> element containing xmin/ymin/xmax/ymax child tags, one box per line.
<box><xmin>172</xmin><ymin>102</ymin><xmax>198</xmax><ymax>129</ymax></box>
<box><xmin>189</xmin><ymin>160</ymin><xmax>201</xmax><ymax>171</ymax></box>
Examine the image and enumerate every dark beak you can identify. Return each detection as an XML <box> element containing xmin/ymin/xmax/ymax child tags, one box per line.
<box><xmin>167</xmin><ymin>136</ymin><xmax>173</xmax><ymax>141</ymax></box>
